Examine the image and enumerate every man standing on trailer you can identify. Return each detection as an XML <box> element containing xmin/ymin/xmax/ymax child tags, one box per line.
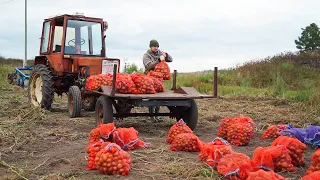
<box><xmin>143</xmin><ymin>39</ymin><xmax>173</xmax><ymax>74</ymax></box>
<box><xmin>142</xmin><ymin>39</ymin><xmax>173</xmax><ymax>122</ymax></box>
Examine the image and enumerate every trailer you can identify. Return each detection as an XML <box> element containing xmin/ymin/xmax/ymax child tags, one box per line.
<box><xmin>68</xmin><ymin>65</ymin><xmax>218</xmax><ymax>130</ymax></box>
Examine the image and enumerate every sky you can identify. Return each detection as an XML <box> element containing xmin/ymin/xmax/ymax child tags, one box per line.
<box><xmin>1</xmin><ymin>0</ymin><xmax>320</xmax><ymax>72</ymax></box>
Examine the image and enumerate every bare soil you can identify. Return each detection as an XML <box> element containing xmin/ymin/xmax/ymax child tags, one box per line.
<box><xmin>0</xmin><ymin>87</ymin><xmax>317</xmax><ymax>180</ymax></box>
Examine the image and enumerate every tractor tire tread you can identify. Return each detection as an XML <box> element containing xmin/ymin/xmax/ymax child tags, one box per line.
<box><xmin>28</xmin><ymin>64</ymin><xmax>54</xmax><ymax>110</ymax></box>
<box><xmin>68</xmin><ymin>86</ymin><xmax>82</xmax><ymax>118</ymax></box>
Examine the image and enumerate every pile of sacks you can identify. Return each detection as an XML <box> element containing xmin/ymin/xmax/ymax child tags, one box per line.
<box><xmin>85</xmin><ymin>123</ymin><xmax>151</xmax><ymax>176</ymax></box>
<box><xmin>166</xmin><ymin>117</ymin><xmax>320</xmax><ymax>180</ymax></box>
<box><xmin>85</xmin><ymin>61</ymin><xmax>171</xmax><ymax>94</ymax></box>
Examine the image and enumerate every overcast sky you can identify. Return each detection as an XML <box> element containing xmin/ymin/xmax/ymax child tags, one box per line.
<box><xmin>0</xmin><ymin>0</ymin><xmax>320</xmax><ymax>72</ymax></box>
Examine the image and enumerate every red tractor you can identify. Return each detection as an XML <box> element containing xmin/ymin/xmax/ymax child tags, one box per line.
<box><xmin>28</xmin><ymin>13</ymin><xmax>119</xmax><ymax>117</ymax></box>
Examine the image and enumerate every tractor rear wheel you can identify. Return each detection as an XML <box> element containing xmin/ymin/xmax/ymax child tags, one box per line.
<box><xmin>95</xmin><ymin>96</ymin><xmax>114</xmax><ymax>125</ymax></box>
<box><xmin>28</xmin><ymin>64</ymin><xmax>54</xmax><ymax>110</ymax></box>
<box><xmin>68</xmin><ymin>86</ymin><xmax>82</xmax><ymax>118</ymax></box>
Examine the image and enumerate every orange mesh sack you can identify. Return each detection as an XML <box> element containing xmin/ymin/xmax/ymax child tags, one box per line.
<box><xmin>217</xmin><ymin>116</ymin><xmax>233</xmax><ymax>139</ymax></box>
<box><xmin>89</xmin><ymin>123</ymin><xmax>116</xmax><ymax>143</ymax></box>
<box><xmin>260</xmin><ymin>124</ymin><xmax>287</xmax><ymax>140</ymax></box>
<box><xmin>115</xmin><ymin>73</ymin><xmax>139</xmax><ymax>94</ymax></box>
<box><xmin>252</xmin><ymin>146</ymin><xmax>296</xmax><ymax>172</ymax></box>
<box><xmin>154</xmin><ymin>60</ymin><xmax>171</xmax><ymax>80</ymax></box>
<box><xmin>89</xmin><ymin>128</ymin><xmax>101</xmax><ymax>144</ymax></box>
<box><xmin>86</xmin><ymin>140</ymin><xmax>110</xmax><ymax>170</ymax></box>
<box><xmin>150</xmin><ymin>76</ymin><xmax>165</xmax><ymax>92</ymax></box>
<box><xmin>166</xmin><ymin>119</ymin><xmax>193</xmax><ymax>144</ymax></box>
<box><xmin>96</xmin><ymin>123</ymin><xmax>116</xmax><ymax>141</ymax></box>
<box><xmin>246</xmin><ymin>169</ymin><xmax>287</xmax><ymax>180</ymax></box>
<box><xmin>147</xmin><ymin>70</ymin><xmax>163</xmax><ymax>79</ymax></box>
<box><xmin>217</xmin><ymin>116</ymin><xmax>254</xmax><ymax>140</ymax></box>
<box><xmin>169</xmin><ymin>132</ymin><xmax>203</xmax><ymax>152</ymax></box>
<box><xmin>226</xmin><ymin>122</ymin><xmax>254</xmax><ymax>146</ymax></box>
<box><xmin>301</xmin><ymin>171</ymin><xmax>320</xmax><ymax>180</ymax></box>
<box><xmin>305</xmin><ymin>149</ymin><xmax>320</xmax><ymax>175</ymax></box>
<box><xmin>85</xmin><ymin>75</ymin><xmax>101</xmax><ymax>90</ymax></box>
<box><xmin>95</xmin><ymin>143</ymin><xmax>132</xmax><ymax>176</ymax></box>
<box><xmin>85</xmin><ymin>74</ymin><xmax>113</xmax><ymax>90</ymax></box>
<box><xmin>130</xmin><ymin>73</ymin><xmax>156</xmax><ymax>94</ymax></box>
<box><xmin>211</xmin><ymin>137</ymin><xmax>230</xmax><ymax>145</ymax></box>
<box><xmin>271</xmin><ymin>136</ymin><xmax>306</xmax><ymax>166</ymax></box>
<box><xmin>199</xmin><ymin>140</ymin><xmax>232</xmax><ymax>169</ymax></box>
<box><xmin>112</xmin><ymin>127</ymin><xmax>151</xmax><ymax>151</ymax></box>
<box><xmin>217</xmin><ymin>152</ymin><xmax>252</xmax><ymax>180</ymax></box>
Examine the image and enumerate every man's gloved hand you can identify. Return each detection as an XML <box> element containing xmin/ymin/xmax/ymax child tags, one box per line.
<box><xmin>161</xmin><ymin>52</ymin><xmax>167</xmax><ymax>58</ymax></box>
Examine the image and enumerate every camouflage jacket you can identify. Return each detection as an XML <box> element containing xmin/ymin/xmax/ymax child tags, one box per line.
<box><xmin>142</xmin><ymin>49</ymin><xmax>173</xmax><ymax>74</ymax></box>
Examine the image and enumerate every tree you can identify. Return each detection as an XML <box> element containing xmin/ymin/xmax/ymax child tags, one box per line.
<box><xmin>295</xmin><ymin>23</ymin><xmax>320</xmax><ymax>52</ymax></box>
<box><xmin>123</xmin><ymin>63</ymin><xmax>144</xmax><ymax>74</ymax></box>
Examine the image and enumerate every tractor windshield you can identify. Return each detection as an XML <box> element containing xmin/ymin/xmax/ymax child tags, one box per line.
<box><xmin>64</xmin><ymin>19</ymin><xmax>103</xmax><ymax>56</ymax></box>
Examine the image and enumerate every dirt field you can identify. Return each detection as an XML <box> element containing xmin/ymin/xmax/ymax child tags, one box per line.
<box><xmin>0</xmin><ymin>86</ymin><xmax>317</xmax><ymax>180</ymax></box>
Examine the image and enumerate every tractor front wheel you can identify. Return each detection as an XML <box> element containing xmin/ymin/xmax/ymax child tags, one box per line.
<box><xmin>68</xmin><ymin>86</ymin><xmax>82</xmax><ymax>118</ymax></box>
<box><xmin>28</xmin><ymin>64</ymin><xmax>54</xmax><ymax>110</ymax></box>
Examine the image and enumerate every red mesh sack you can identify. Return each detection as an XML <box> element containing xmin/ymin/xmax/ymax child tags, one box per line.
<box><xmin>252</xmin><ymin>146</ymin><xmax>296</xmax><ymax>172</ymax></box>
<box><xmin>217</xmin><ymin>152</ymin><xmax>252</xmax><ymax>180</ymax></box>
<box><xmin>260</xmin><ymin>124</ymin><xmax>287</xmax><ymax>140</ymax></box>
<box><xmin>305</xmin><ymin>149</ymin><xmax>320</xmax><ymax>175</ymax></box>
<box><xmin>112</xmin><ymin>127</ymin><xmax>150</xmax><ymax>151</ymax></box>
<box><xmin>86</xmin><ymin>75</ymin><xmax>100</xmax><ymax>90</ymax></box>
<box><xmin>115</xmin><ymin>73</ymin><xmax>139</xmax><ymax>94</ymax></box>
<box><xmin>154</xmin><ymin>60</ymin><xmax>171</xmax><ymax>80</ymax></box>
<box><xmin>169</xmin><ymin>132</ymin><xmax>203</xmax><ymax>152</ymax></box>
<box><xmin>150</xmin><ymin>76</ymin><xmax>165</xmax><ymax>92</ymax></box>
<box><xmin>130</xmin><ymin>73</ymin><xmax>156</xmax><ymax>94</ymax></box>
<box><xmin>226</xmin><ymin>122</ymin><xmax>254</xmax><ymax>146</ymax></box>
<box><xmin>89</xmin><ymin>128</ymin><xmax>101</xmax><ymax>144</ymax></box>
<box><xmin>211</xmin><ymin>137</ymin><xmax>230</xmax><ymax>145</ymax></box>
<box><xmin>199</xmin><ymin>140</ymin><xmax>232</xmax><ymax>169</ymax></box>
<box><xmin>217</xmin><ymin>116</ymin><xmax>254</xmax><ymax>140</ymax></box>
<box><xmin>301</xmin><ymin>171</ymin><xmax>320</xmax><ymax>180</ymax></box>
<box><xmin>147</xmin><ymin>70</ymin><xmax>163</xmax><ymax>79</ymax></box>
<box><xmin>166</xmin><ymin>119</ymin><xmax>193</xmax><ymax>144</ymax></box>
<box><xmin>246</xmin><ymin>169</ymin><xmax>287</xmax><ymax>180</ymax></box>
<box><xmin>271</xmin><ymin>136</ymin><xmax>306</xmax><ymax>166</ymax></box>
<box><xmin>95</xmin><ymin>123</ymin><xmax>116</xmax><ymax>141</ymax></box>
<box><xmin>86</xmin><ymin>140</ymin><xmax>110</xmax><ymax>170</ymax></box>
<box><xmin>88</xmin><ymin>123</ymin><xmax>116</xmax><ymax>143</ymax></box>
<box><xmin>95</xmin><ymin>143</ymin><xmax>132</xmax><ymax>176</ymax></box>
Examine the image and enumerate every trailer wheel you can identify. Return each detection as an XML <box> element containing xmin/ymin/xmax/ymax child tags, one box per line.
<box><xmin>82</xmin><ymin>96</ymin><xmax>97</xmax><ymax>111</ymax></box>
<box><xmin>28</xmin><ymin>64</ymin><xmax>54</xmax><ymax>110</ymax></box>
<box><xmin>68</xmin><ymin>86</ymin><xmax>82</xmax><ymax>118</ymax></box>
<box><xmin>95</xmin><ymin>96</ymin><xmax>114</xmax><ymax>125</ymax></box>
<box><xmin>179</xmin><ymin>99</ymin><xmax>198</xmax><ymax>130</ymax></box>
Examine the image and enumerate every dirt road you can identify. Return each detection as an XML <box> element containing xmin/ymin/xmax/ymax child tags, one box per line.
<box><xmin>0</xmin><ymin>87</ymin><xmax>316</xmax><ymax>179</ymax></box>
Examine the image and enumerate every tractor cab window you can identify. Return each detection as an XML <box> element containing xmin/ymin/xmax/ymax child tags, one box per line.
<box><xmin>64</xmin><ymin>19</ymin><xmax>103</xmax><ymax>56</ymax></box>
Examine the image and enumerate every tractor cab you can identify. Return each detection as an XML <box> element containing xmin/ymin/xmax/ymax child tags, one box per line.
<box><xmin>37</xmin><ymin>13</ymin><xmax>119</xmax><ymax>76</ymax></box>
<box><xmin>41</xmin><ymin>13</ymin><xmax>108</xmax><ymax>57</ymax></box>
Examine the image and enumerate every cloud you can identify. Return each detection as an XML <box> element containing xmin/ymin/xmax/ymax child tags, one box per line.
<box><xmin>1</xmin><ymin>0</ymin><xmax>320</xmax><ymax>72</ymax></box>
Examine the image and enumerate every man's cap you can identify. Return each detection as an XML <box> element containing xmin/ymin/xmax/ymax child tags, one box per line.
<box><xmin>149</xmin><ymin>39</ymin><xmax>159</xmax><ymax>47</ymax></box>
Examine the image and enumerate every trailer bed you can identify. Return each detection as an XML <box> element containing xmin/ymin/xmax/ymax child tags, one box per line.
<box><xmin>88</xmin><ymin>86</ymin><xmax>215</xmax><ymax>100</ymax></box>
